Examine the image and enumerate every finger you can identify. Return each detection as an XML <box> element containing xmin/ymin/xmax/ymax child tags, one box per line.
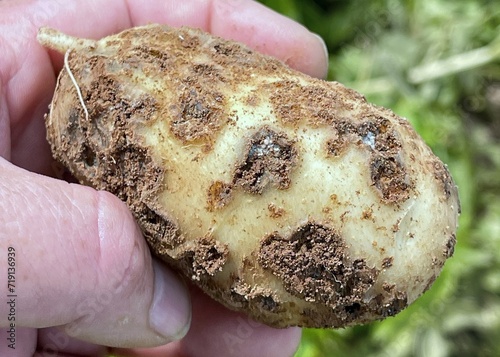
<box><xmin>0</xmin><ymin>158</ymin><xmax>191</xmax><ymax>348</ymax></box>
<box><xmin>178</xmin><ymin>287</ymin><xmax>301</xmax><ymax>357</ymax></box>
<box><xmin>125</xmin><ymin>0</ymin><xmax>329</xmax><ymax>78</ymax></box>
<box><xmin>113</xmin><ymin>286</ymin><xmax>302</xmax><ymax>357</ymax></box>
<box><xmin>36</xmin><ymin>327</ymin><xmax>107</xmax><ymax>356</ymax></box>
<box><xmin>212</xmin><ymin>0</ymin><xmax>328</xmax><ymax>79</ymax></box>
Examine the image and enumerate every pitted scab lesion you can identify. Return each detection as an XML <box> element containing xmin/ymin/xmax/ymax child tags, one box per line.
<box><xmin>170</xmin><ymin>87</ymin><xmax>225</xmax><ymax>145</ymax></box>
<box><xmin>206</xmin><ymin>126</ymin><xmax>297</xmax><ymax>210</ymax></box>
<box><xmin>327</xmin><ymin>117</ymin><xmax>413</xmax><ymax>203</ymax></box>
<box><xmin>233</xmin><ymin>126</ymin><xmax>298</xmax><ymax>194</ymax></box>
<box><xmin>207</xmin><ymin>181</ymin><xmax>233</xmax><ymax>212</ymax></box>
<box><xmin>258</xmin><ymin>222</ymin><xmax>379</xmax><ymax>306</ymax></box>
<box><xmin>177</xmin><ymin>236</ymin><xmax>229</xmax><ymax>280</ymax></box>
<box><xmin>257</xmin><ymin>222</ymin><xmax>410</xmax><ymax>326</ymax></box>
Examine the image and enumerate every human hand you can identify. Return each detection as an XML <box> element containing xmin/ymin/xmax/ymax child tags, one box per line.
<box><xmin>0</xmin><ymin>0</ymin><xmax>328</xmax><ymax>356</ymax></box>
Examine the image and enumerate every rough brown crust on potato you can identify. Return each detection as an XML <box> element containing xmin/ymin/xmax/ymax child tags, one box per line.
<box><xmin>259</xmin><ymin>223</ymin><xmax>379</xmax><ymax>306</ymax></box>
<box><xmin>38</xmin><ymin>25</ymin><xmax>460</xmax><ymax>328</ymax></box>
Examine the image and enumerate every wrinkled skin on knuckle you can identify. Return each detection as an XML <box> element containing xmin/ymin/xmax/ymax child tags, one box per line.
<box><xmin>95</xmin><ymin>191</ymin><xmax>153</xmax><ymax>296</ymax></box>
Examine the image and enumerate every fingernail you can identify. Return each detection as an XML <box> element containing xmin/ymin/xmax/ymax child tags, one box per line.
<box><xmin>149</xmin><ymin>261</ymin><xmax>191</xmax><ymax>341</ymax></box>
<box><xmin>312</xmin><ymin>33</ymin><xmax>329</xmax><ymax>78</ymax></box>
<box><xmin>312</xmin><ymin>33</ymin><xmax>328</xmax><ymax>63</ymax></box>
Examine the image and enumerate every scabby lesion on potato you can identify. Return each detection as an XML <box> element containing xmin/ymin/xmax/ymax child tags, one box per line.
<box><xmin>176</xmin><ymin>236</ymin><xmax>229</xmax><ymax>280</ymax></box>
<box><xmin>233</xmin><ymin>126</ymin><xmax>298</xmax><ymax>194</ymax></box>
<box><xmin>443</xmin><ymin>233</ymin><xmax>457</xmax><ymax>258</ymax></box>
<box><xmin>258</xmin><ymin>222</ymin><xmax>379</xmax><ymax>306</ymax></box>
<box><xmin>206</xmin><ymin>180</ymin><xmax>233</xmax><ymax>212</ymax></box>
<box><xmin>431</xmin><ymin>159</ymin><xmax>459</xmax><ymax>201</ymax></box>
<box><xmin>204</xmin><ymin>126</ymin><xmax>298</xmax><ymax>211</ymax></box>
<box><xmin>170</xmin><ymin>87</ymin><xmax>226</xmax><ymax>145</ymax></box>
<box><xmin>229</xmin><ymin>277</ymin><xmax>283</xmax><ymax>314</ymax></box>
<box><xmin>326</xmin><ymin>117</ymin><xmax>413</xmax><ymax>204</ymax></box>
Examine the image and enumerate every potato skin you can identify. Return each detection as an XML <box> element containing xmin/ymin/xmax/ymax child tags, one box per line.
<box><xmin>40</xmin><ymin>25</ymin><xmax>459</xmax><ymax>328</ymax></box>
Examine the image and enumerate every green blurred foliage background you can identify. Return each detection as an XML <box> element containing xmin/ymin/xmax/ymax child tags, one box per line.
<box><xmin>257</xmin><ymin>1</ymin><xmax>500</xmax><ymax>356</ymax></box>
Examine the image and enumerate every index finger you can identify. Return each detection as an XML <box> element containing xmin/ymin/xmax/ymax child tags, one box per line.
<box><xmin>126</xmin><ymin>0</ymin><xmax>329</xmax><ymax>79</ymax></box>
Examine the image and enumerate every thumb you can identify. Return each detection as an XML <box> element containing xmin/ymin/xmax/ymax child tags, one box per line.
<box><xmin>0</xmin><ymin>158</ymin><xmax>191</xmax><ymax>348</ymax></box>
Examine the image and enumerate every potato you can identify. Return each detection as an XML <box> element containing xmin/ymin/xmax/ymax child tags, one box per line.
<box><xmin>37</xmin><ymin>25</ymin><xmax>459</xmax><ymax>328</ymax></box>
